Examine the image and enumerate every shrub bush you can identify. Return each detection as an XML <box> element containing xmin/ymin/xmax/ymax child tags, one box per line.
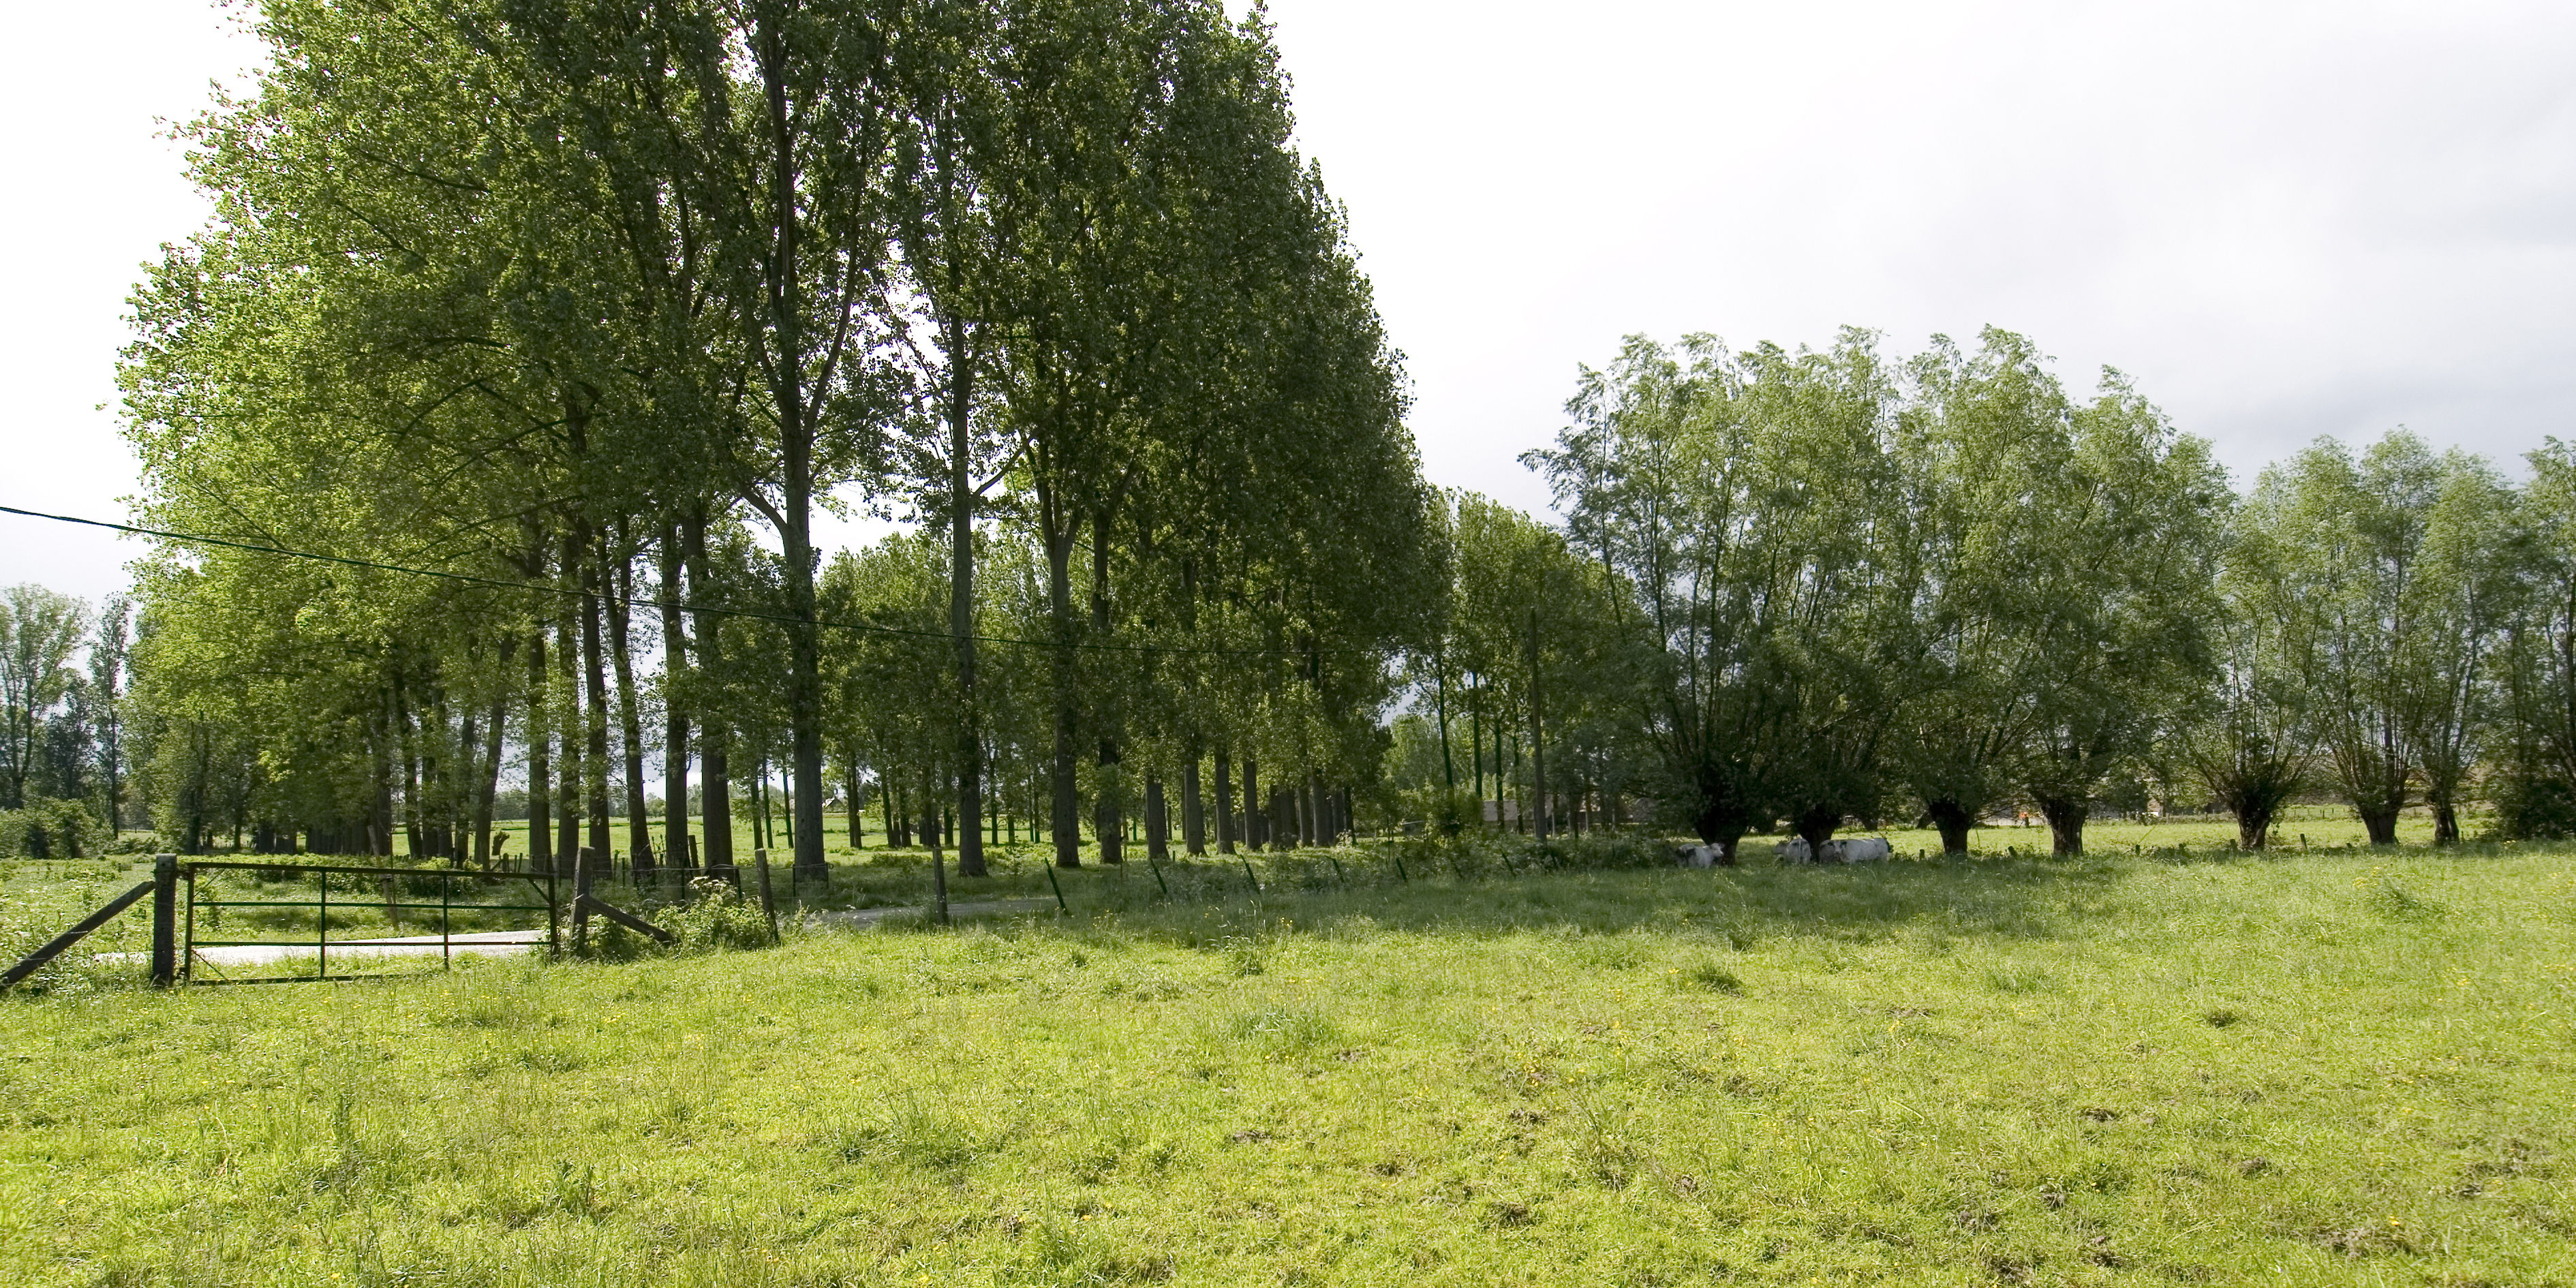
<box><xmin>650</xmin><ymin>878</ymin><xmax>775</xmax><ymax>951</ymax></box>
<box><xmin>2490</xmin><ymin>772</ymin><xmax>2576</xmax><ymax>840</ymax></box>
<box><xmin>0</xmin><ymin>799</ymin><xmax>102</xmax><ymax>859</ymax></box>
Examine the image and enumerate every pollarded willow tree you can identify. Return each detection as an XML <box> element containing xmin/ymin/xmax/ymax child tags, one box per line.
<box><xmin>1533</xmin><ymin>330</ymin><xmax>1918</xmax><ymax>861</ymax></box>
<box><xmin>2494</xmin><ymin>438</ymin><xmax>2576</xmax><ymax>837</ymax></box>
<box><xmin>2246</xmin><ymin>431</ymin><xmax>2521</xmax><ymax>845</ymax></box>
<box><xmin>2186</xmin><ymin>502</ymin><xmax>2315</xmax><ymax>851</ymax></box>
<box><xmin>1534</xmin><ymin>328</ymin><xmax>2223</xmax><ymax>859</ymax></box>
<box><xmin>2002</xmin><ymin>369</ymin><xmax>2227</xmax><ymax>856</ymax></box>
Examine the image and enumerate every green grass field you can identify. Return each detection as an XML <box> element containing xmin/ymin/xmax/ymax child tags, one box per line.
<box><xmin>4</xmin><ymin>831</ymin><xmax>2573</xmax><ymax>1286</ymax></box>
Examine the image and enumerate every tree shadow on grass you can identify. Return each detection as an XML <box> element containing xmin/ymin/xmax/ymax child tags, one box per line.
<box><xmin>1021</xmin><ymin>849</ymin><xmax>2138</xmax><ymax>950</ymax></box>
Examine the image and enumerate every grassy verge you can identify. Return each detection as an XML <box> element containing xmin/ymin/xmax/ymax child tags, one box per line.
<box><xmin>5</xmin><ymin>843</ymin><xmax>2574</xmax><ymax>1285</ymax></box>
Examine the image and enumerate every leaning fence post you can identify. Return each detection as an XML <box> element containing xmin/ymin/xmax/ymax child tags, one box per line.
<box><xmin>150</xmin><ymin>854</ymin><xmax>177</xmax><ymax>988</ymax></box>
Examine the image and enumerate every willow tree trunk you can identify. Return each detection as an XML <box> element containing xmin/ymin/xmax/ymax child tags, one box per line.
<box><xmin>2036</xmin><ymin>795</ymin><xmax>2087</xmax><ymax>857</ymax></box>
<box><xmin>2235</xmin><ymin>799</ymin><xmax>2279</xmax><ymax>851</ymax></box>
<box><xmin>1926</xmin><ymin>797</ymin><xmax>1976</xmax><ymax>856</ymax></box>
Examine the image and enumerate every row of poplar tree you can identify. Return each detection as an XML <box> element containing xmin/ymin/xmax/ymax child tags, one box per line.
<box><xmin>111</xmin><ymin>0</ymin><xmax>1441</xmax><ymax>875</ymax></box>
<box><xmin>1381</xmin><ymin>328</ymin><xmax>2576</xmax><ymax>861</ymax></box>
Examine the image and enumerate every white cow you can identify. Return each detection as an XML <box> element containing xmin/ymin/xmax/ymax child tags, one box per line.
<box><xmin>1775</xmin><ymin>835</ymin><xmax>1892</xmax><ymax>863</ymax></box>
<box><xmin>1834</xmin><ymin>836</ymin><xmax>1892</xmax><ymax>863</ymax></box>
<box><xmin>1675</xmin><ymin>843</ymin><xmax>1726</xmax><ymax>868</ymax></box>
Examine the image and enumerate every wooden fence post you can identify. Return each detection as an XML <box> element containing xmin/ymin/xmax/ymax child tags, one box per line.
<box><xmin>150</xmin><ymin>854</ymin><xmax>177</xmax><ymax>987</ymax></box>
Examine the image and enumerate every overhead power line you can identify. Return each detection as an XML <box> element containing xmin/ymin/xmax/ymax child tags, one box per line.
<box><xmin>0</xmin><ymin>503</ymin><xmax>1306</xmax><ymax>658</ymax></box>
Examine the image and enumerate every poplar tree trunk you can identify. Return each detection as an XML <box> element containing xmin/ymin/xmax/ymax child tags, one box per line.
<box><xmin>1266</xmin><ymin>787</ymin><xmax>1286</xmax><ymax>852</ymax></box>
<box><xmin>1470</xmin><ymin>681</ymin><xmax>1485</xmax><ymax>816</ymax></box>
<box><xmin>395</xmin><ymin>674</ymin><xmax>424</xmax><ymax>858</ymax></box>
<box><xmin>452</xmin><ymin>706</ymin><xmax>475</xmax><ymax>861</ymax></box>
<box><xmin>1240</xmin><ymin>754</ymin><xmax>1260</xmax><ymax>850</ymax></box>
<box><xmin>609</xmin><ymin>542</ymin><xmax>653</xmax><ymax>874</ymax></box>
<box><xmin>1301</xmin><ymin>774</ymin><xmax>1318</xmax><ymax>847</ymax></box>
<box><xmin>1435</xmin><ymin>661</ymin><xmax>1458</xmax><ymax>831</ymax></box>
<box><xmin>526</xmin><ymin>624</ymin><xmax>553</xmax><ymax>874</ymax></box>
<box><xmin>1090</xmin><ymin>517</ymin><xmax>1122</xmax><ymax>866</ymax></box>
<box><xmin>658</xmin><ymin>527</ymin><xmax>692</xmax><ymax>871</ymax></box>
<box><xmin>846</xmin><ymin>757</ymin><xmax>865</xmax><ymax>848</ymax></box>
<box><xmin>1146</xmin><ymin>774</ymin><xmax>1169</xmax><ymax>863</ymax></box>
<box><xmin>942</xmin><ymin>308</ymin><xmax>987</xmax><ymax>878</ymax></box>
<box><xmin>475</xmin><ymin>673</ymin><xmax>506</xmax><ymax>865</ymax></box>
<box><xmin>1213</xmin><ymin>747</ymin><xmax>1236</xmax><ymax>855</ymax></box>
<box><xmin>1528</xmin><ymin>611</ymin><xmax>1550</xmax><ymax>844</ymax></box>
<box><xmin>1182</xmin><ymin>754</ymin><xmax>1205</xmax><ymax>855</ymax></box>
<box><xmin>747</xmin><ymin>14</ymin><xmax>832</xmax><ymax>891</ymax></box>
<box><xmin>921</xmin><ymin>767</ymin><xmax>947</xmax><ymax>922</ymax></box>
<box><xmin>427</xmin><ymin>684</ymin><xmax>456</xmax><ymax>858</ymax></box>
<box><xmin>1043</xmin><ymin>525</ymin><xmax>1082</xmax><ymax>868</ymax></box>
<box><xmin>372</xmin><ymin>715</ymin><xmax>396</xmax><ymax>855</ymax></box>
<box><xmin>555</xmin><ymin>602</ymin><xmax>581</xmax><ymax>868</ymax></box>
<box><xmin>684</xmin><ymin>512</ymin><xmax>734</xmax><ymax>881</ymax></box>
<box><xmin>578</xmin><ymin>526</ymin><xmax>613</xmax><ymax>861</ymax></box>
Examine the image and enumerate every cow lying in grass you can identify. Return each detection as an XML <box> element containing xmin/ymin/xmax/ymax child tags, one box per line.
<box><xmin>1674</xmin><ymin>836</ymin><xmax>1892</xmax><ymax>866</ymax></box>
<box><xmin>1773</xmin><ymin>836</ymin><xmax>1892</xmax><ymax>863</ymax></box>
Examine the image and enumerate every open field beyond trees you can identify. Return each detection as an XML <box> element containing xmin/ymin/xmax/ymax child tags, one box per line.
<box><xmin>5</xmin><ymin>842</ymin><xmax>2574</xmax><ymax>1287</ymax></box>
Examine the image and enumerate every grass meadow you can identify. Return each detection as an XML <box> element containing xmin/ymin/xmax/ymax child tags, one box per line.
<box><xmin>3</xmin><ymin>824</ymin><xmax>2573</xmax><ymax>1285</ymax></box>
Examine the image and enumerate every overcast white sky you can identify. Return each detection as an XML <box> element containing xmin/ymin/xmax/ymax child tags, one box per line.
<box><xmin>5</xmin><ymin>0</ymin><xmax>2573</xmax><ymax>607</ymax></box>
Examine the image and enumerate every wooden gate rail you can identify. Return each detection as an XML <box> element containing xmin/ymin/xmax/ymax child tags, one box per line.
<box><xmin>1</xmin><ymin>876</ymin><xmax>159</xmax><ymax>990</ymax></box>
